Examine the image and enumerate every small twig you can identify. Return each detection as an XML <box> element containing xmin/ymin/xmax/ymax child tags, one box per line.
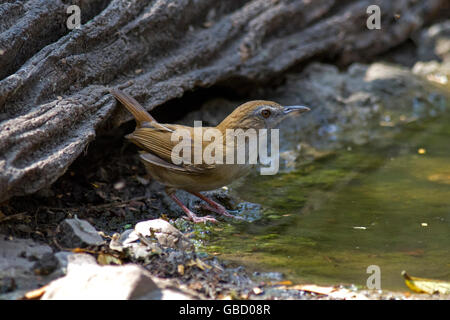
<box><xmin>0</xmin><ymin>212</ymin><xmax>27</xmax><ymax>224</ymax></box>
<box><xmin>40</xmin><ymin>196</ymin><xmax>150</xmax><ymax>212</ymax></box>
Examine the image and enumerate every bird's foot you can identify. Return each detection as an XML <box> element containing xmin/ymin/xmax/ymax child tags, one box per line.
<box><xmin>191</xmin><ymin>192</ymin><xmax>245</xmax><ymax>221</ymax></box>
<box><xmin>185</xmin><ymin>212</ymin><xmax>218</xmax><ymax>224</ymax></box>
<box><xmin>168</xmin><ymin>191</ymin><xmax>218</xmax><ymax>224</ymax></box>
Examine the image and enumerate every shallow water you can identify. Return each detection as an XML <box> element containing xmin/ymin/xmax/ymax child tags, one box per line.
<box><xmin>204</xmin><ymin>110</ymin><xmax>450</xmax><ymax>291</ymax></box>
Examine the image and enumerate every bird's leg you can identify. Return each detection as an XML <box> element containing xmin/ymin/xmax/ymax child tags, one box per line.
<box><xmin>167</xmin><ymin>192</ymin><xmax>217</xmax><ymax>224</ymax></box>
<box><xmin>190</xmin><ymin>191</ymin><xmax>244</xmax><ymax>220</ymax></box>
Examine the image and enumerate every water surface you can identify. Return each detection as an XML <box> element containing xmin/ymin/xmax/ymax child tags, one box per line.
<box><xmin>205</xmin><ymin>111</ymin><xmax>450</xmax><ymax>291</ymax></box>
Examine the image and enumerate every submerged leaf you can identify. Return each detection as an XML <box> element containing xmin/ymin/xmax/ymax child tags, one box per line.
<box><xmin>402</xmin><ymin>271</ymin><xmax>450</xmax><ymax>294</ymax></box>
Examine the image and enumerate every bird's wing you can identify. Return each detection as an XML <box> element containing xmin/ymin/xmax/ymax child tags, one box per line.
<box><xmin>128</xmin><ymin>124</ymin><xmax>216</xmax><ymax>173</ymax></box>
<box><xmin>139</xmin><ymin>152</ymin><xmax>205</xmax><ymax>174</ymax></box>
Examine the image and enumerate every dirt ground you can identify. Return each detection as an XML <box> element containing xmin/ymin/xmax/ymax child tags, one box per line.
<box><xmin>1</xmin><ymin>110</ymin><xmax>447</xmax><ymax>300</ymax></box>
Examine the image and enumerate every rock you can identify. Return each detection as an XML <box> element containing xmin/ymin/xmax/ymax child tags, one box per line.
<box><xmin>54</xmin><ymin>251</ymin><xmax>75</xmax><ymax>270</ymax></box>
<box><xmin>252</xmin><ymin>271</ymin><xmax>284</xmax><ymax>282</ymax></box>
<box><xmin>134</xmin><ymin>219</ymin><xmax>194</xmax><ymax>251</ymax></box>
<box><xmin>112</xmin><ymin>220</ymin><xmax>194</xmax><ymax>262</ymax></box>
<box><xmin>0</xmin><ymin>277</ymin><xmax>16</xmax><ymax>294</ymax></box>
<box><xmin>161</xmin><ymin>190</ymin><xmax>198</xmax><ymax>217</ymax></box>
<box><xmin>42</xmin><ymin>263</ymin><xmax>158</xmax><ymax>300</ymax></box>
<box><xmin>149</xmin><ymin>277</ymin><xmax>199</xmax><ymax>300</ymax></box>
<box><xmin>32</xmin><ymin>252</ymin><xmax>59</xmax><ymax>276</ymax></box>
<box><xmin>57</xmin><ymin>217</ymin><xmax>104</xmax><ymax>248</ymax></box>
<box><xmin>41</xmin><ymin>260</ymin><xmax>195</xmax><ymax>300</ymax></box>
<box><xmin>0</xmin><ymin>0</ymin><xmax>446</xmax><ymax>202</ymax></box>
<box><xmin>118</xmin><ymin>229</ymin><xmax>138</xmax><ymax>247</ymax></box>
<box><xmin>115</xmin><ymin>229</ymin><xmax>162</xmax><ymax>262</ymax></box>
<box><xmin>53</xmin><ymin>251</ymin><xmax>76</xmax><ymax>276</ymax></box>
<box><xmin>265</xmin><ymin>61</ymin><xmax>449</xmax><ymax>152</ymax></box>
<box><xmin>411</xmin><ymin>21</ymin><xmax>450</xmax><ymax>87</ymax></box>
<box><xmin>203</xmin><ymin>188</ymin><xmax>239</xmax><ymax>211</ymax></box>
<box><xmin>0</xmin><ymin>235</ymin><xmax>53</xmax><ymax>295</ymax></box>
<box><xmin>0</xmin><ymin>236</ymin><xmax>53</xmax><ymax>274</ymax></box>
<box><xmin>280</xmin><ymin>150</ymin><xmax>298</xmax><ymax>170</ymax></box>
<box><xmin>416</xmin><ymin>21</ymin><xmax>450</xmax><ymax>62</ymax></box>
<box><xmin>64</xmin><ymin>253</ymin><xmax>98</xmax><ymax>273</ymax></box>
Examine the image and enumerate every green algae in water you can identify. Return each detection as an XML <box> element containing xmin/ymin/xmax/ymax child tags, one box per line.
<box><xmin>204</xmin><ymin>114</ymin><xmax>450</xmax><ymax>291</ymax></box>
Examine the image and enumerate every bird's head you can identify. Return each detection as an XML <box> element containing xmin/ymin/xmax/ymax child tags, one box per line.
<box><xmin>218</xmin><ymin>100</ymin><xmax>310</xmax><ymax>130</ymax></box>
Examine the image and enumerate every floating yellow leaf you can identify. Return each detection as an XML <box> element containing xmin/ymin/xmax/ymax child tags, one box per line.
<box><xmin>427</xmin><ymin>173</ymin><xmax>450</xmax><ymax>185</ymax></box>
<box><xmin>402</xmin><ymin>271</ymin><xmax>450</xmax><ymax>295</ymax></box>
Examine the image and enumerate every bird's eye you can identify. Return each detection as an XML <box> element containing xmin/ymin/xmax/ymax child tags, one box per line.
<box><xmin>261</xmin><ymin>109</ymin><xmax>271</xmax><ymax>118</ymax></box>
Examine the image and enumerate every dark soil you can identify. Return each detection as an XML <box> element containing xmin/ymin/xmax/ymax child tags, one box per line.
<box><xmin>0</xmin><ymin>116</ymin><xmax>265</xmax><ymax>299</ymax></box>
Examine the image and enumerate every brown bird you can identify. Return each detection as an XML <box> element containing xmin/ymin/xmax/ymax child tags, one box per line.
<box><xmin>110</xmin><ymin>88</ymin><xmax>310</xmax><ymax>223</ymax></box>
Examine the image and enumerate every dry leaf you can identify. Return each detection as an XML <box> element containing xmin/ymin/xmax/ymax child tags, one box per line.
<box><xmin>196</xmin><ymin>258</ymin><xmax>211</xmax><ymax>270</ymax></box>
<box><xmin>23</xmin><ymin>285</ymin><xmax>48</xmax><ymax>300</ymax></box>
<box><xmin>0</xmin><ymin>212</ymin><xmax>27</xmax><ymax>223</ymax></box>
<box><xmin>97</xmin><ymin>253</ymin><xmax>122</xmax><ymax>265</ymax></box>
<box><xmin>186</xmin><ymin>258</ymin><xmax>211</xmax><ymax>271</ymax></box>
<box><xmin>286</xmin><ymin>284</ymin><xmax>368</xmax><ymax>299</ymax></box>
<box><xmin>178</xmin><ymin>264</ymin><xmax>185</xmax><ymax>275</ymax></box>
<box><xmin>71</xmin><ymin>248</ymin><xmax>97</xmax><ymax>254</ymax></box>
<box><xmin>188</xmin><ymin>282</ymin><xmax>203</xmax><ymax>291</ymax></box>
<box><xmin>252</xmin><ymin>287</ymin><xmax>263</xmax><ymax>295</ymax></box>
<box><xmin>402</xmin><ymin>271</ymin><xmax>450</xmax><ymax>295</ymax></box>
<box><xmin>290</xmin><ymin>284</ymin><xmax>336</xmax><ymax>295</ymax></box>
<box><xmin>270</xmin><ymin>280</ymin><xmax>293</xmax><ymax>286</ymax></box>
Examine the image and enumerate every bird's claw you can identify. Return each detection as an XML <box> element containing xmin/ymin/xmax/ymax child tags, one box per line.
<box><xmin>185</xmin><ymin>214</ymin><xmax>218</xmax><ymax>224</ymax></box>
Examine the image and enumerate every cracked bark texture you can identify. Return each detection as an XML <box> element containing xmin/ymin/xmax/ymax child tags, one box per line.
<box><xmin>0</xmin><ymin>0</ymin><xmax>446</xmax><ymax>202</ymax></box>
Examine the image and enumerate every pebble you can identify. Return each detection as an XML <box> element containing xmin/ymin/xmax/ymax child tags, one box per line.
<box><xmin>41</xmin><ymin>255</ymin><xmax>196</xmax><ymax>300</ymax></box>
<box><xmin>133</xmin><ymin>219</ymin><xmax>194</xmax><ymax>251</ymax></box>
<box><xmin>57</xmin><ymin>216</ymin><xmax>104</xmax><ymax>248</ymax></box>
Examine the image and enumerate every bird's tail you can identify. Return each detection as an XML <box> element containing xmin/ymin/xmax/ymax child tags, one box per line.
<box><xmin>110</xmin><ymin>88</ymin><xmax>156</xmax><ymax>126</ymax></box>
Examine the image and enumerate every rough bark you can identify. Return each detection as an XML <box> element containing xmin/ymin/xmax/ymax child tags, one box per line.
<box><xmin>0</xmin><ymin>0</ymin><xmax>446</xmax><ymax>202</ymax></box>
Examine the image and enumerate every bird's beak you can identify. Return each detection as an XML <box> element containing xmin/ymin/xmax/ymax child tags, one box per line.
<box><xmin>283</xmin><ymin>105</ymin><xmax>311</xmax><ymax>115</ymax></box>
